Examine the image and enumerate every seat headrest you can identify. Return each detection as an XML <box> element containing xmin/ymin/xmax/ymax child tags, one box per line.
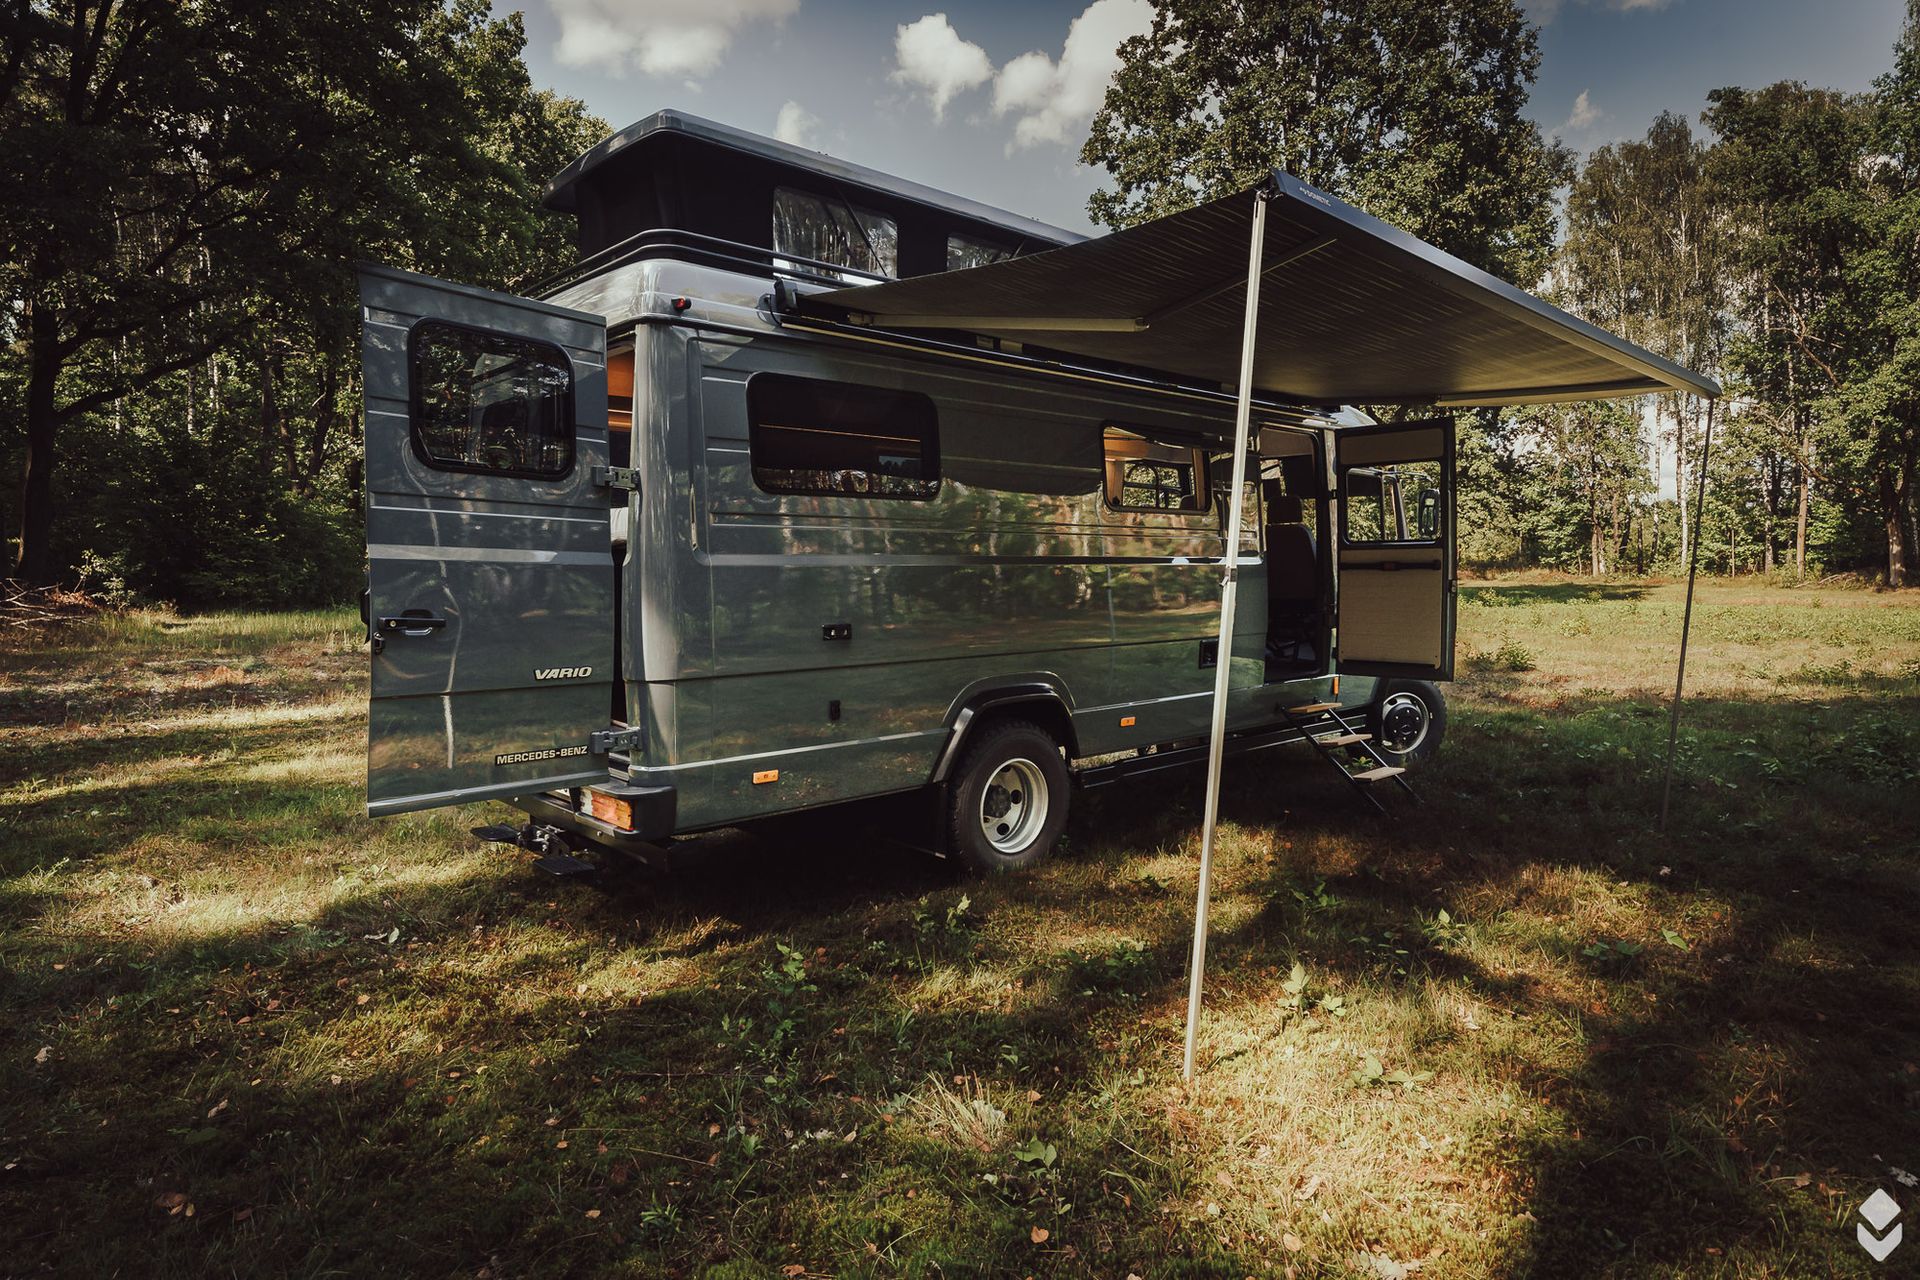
<box><xmin>1269</xmin><ymin>495</ymin><xmax>1305</xmax><ymax>524</ymax></box>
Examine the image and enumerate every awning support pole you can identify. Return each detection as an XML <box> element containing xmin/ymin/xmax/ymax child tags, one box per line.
<box><xmin>1658</xmin><ymin>394</ymin><xmax>1717</xmax><ymax>834</ymax></box>
<box><xmin>1183</xmin><ymin>188</ymin><xmax>1270</xmax><ymax>1084</ymax></box>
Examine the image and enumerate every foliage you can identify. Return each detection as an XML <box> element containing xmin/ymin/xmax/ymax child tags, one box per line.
<box><xmin>0</xmin><ymin>0</ymin><xmax>605</xmax><ymax>602</ymax></box>
<box><xmin>1081</xmin><ymin>0</ymin><xmax>1571</xmax><ymax>285</ymax></box>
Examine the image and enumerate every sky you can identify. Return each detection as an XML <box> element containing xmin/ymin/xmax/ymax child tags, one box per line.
<box><xmin>501</xmin><ymin>0</ymin><xmax>1913</xmax><ymax>236</ymax></box>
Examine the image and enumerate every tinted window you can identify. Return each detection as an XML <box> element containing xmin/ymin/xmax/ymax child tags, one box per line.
<box><xmin>947</xmin><ymin>234</ymin><xmax>1015</xmax><ymax>271</ymax></box>
<box><xmin>1103</xmin><ymin>426</ymin><xmax>1207</xmax><ymax>513</ymax></box>
<box><xmin>410</xmin><ymin>322</ymin><xmax>573</xmax><ymax>478</ymax></box>
<box><xmin>772</xmin><ymin>187</ymin><xmax>898</xmax><ymax>277</ymax></box>
<box><xmin>748</xmin><ymin>374</ymin><xmax>939</xmax><ymax>499</ymax></box>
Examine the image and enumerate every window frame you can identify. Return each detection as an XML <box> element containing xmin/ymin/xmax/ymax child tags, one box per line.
<box><xmin>406</xmin><ymin>319</ymin><xmax>577</xmax><ymax>482</ymax></box>
<box><xmin>1101</xmin><ymin>424</ymin><xmax>1211</xmax><ymax>516</ymax></box>
<box><xmin>1338</xmin><ymin>463</ymin><xmax>1444</xmax><ymax>549</ymax></box>
<box><xmin>745</xmin><ymin>372</ymin><xmax>942</xmax><ymax>502</ymax></box>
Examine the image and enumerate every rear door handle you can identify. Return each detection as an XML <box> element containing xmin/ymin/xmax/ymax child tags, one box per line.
<box><xmin>377</xmin><ymin>612</ymin><xmax>449</xmax><ymax>638</ymax></box>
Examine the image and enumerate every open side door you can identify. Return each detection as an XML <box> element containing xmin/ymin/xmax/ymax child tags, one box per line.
<box><xmin>1333</xmin><ymin>418</ymin><xmax>1455</xmax><ymax>680</ymax></box>
<box><xmin>359</xmin><ymin>264</ymin><xmax>615</xmax><ymax>816</ymax></box>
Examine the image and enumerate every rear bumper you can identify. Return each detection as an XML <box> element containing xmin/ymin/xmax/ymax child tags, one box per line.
<box><xmin>513</xmin><ymin>780</ymin><xmax>677</xmax><ymax>852</ymax></box>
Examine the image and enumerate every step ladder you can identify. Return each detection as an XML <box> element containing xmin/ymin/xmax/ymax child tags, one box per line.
<box><xmin>1278</xmin><ymin>702</ymin><xmax>1421</xmax><ymax>815</ymax></box>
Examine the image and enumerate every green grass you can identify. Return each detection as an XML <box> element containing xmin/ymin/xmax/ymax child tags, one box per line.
<box><xmin>3</xmin><ymin>580</ymin><xmax>1918</xmax><ymax>1277</ymax></box>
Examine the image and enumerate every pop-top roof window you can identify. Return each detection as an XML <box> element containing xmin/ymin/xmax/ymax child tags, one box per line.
<box><xmin>773</xmin><ymin>187</ymin><xmax>898</xmax><ymax>278</ymax></box>
<box><xmin>947</xmin><ymin>234</ymin><xmax>1015</xmax><ymax>271</ymax></box>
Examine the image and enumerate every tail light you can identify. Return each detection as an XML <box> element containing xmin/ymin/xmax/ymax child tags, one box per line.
<box><xmin>587</xmin><ymin>788</ymin><xmax>633</xmax><ymax>831</ymax></box>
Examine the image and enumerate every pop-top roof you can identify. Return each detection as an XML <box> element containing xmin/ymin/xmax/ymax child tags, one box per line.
<box><xmin>545</xmin><ymin>109</ymin><xmax>1085</xmax><ymax>263</ymax></box>
<box><xmin>809</xmin><ymin>172</ymin><xmax>1719</xmax><ymax>407</ymax></box>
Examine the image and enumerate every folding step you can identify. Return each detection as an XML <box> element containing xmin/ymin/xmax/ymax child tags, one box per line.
<box><xmin>1287</xmin><ymin>701</ymin><xmax>1340</xmax><ymax>715</ymax></box>
<box><xmin>531</xmin><ymin>850</ymin><xmax>596</xmax><ymax>877</ymax></box>
<box><xmin>1312</xmin><ymin>732</ymin><xmax>1371</xmax><ymax>747</ymax></box>
<box><xmin>1349</xmin><ymin>765</ymin><xmax>1405</xmax><ymax>783</ymax></box>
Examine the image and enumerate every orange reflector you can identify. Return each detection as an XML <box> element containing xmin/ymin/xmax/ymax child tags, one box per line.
<box><xmin>1119</xmin><ymin>715</ymin><xmax>1136</xmax><ymax>728</ymax></box>
<box><xmin>1331</xmin><ymin>676</ymin><xmax>1340</xmax><ymax>696</ymax></box>
<box><xmin>752</xmin><ymin>769</ymin><xmax>779</xmax><ymax>785</ymax></box>
<box><xmin>586</xmin><ymin>789</ymin><xmax>633</xmax><ymax>831</ymax></box>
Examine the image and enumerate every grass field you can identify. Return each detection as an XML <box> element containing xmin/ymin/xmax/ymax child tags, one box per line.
<box><xmin>3</xmin><ymin>578</ymin><xmax>1919</xmax><ymax>1278</ymax></box>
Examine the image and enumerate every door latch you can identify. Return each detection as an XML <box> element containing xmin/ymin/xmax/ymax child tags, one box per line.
<box><xmin>592</xmin><ymin>465</ymin><xmax>638</xmax><ymax>491</ymax></box>
<box><xmin>590</xmin><ymin>725</ymin><xmax>644</xmax><ymax>754</ymax></box>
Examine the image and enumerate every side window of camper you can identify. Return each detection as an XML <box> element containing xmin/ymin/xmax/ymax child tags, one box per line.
<box><xmin>1103</xmin><ymin>426</ymin><xmax>1208</xmax><ymax>514</ymax></box>
<box><xmin>747</xmin><ymin>374</ymin><xmax>940</xmax><ymax>500</ymax></box>
<box><xmin>1342</xmin><ymin>462</ymin><xmax>1443</xmax><ymax>544</ymax></box>
<box><xmin>772</xmin><ymin>187</ymin><xmax>899</xmax><ymax>278</ymax></box>
<box><xmin>409</xmin><ymin>322</ymin><xmax>574</xmax><ymax>479</ymax></box>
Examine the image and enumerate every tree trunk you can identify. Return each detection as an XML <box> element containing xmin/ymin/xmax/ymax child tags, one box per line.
<box><xmin>1884</xmin><ymin>466</ymin><xmax>1913</xmax><ymax>587</ymax></box>
<box><xmin>1673</xmin><ymin>401</ymin><xmax>1689</xmax><ymax>572</ymax></box>
<box><xmin>1794</xmin><ymin>464</ymin><xmax>1808</xmax><ymax>579</ymax></box>
<box><xmin>14</xmin><ymin>303</ymin><xmax>63</xmax><ymax>585</ymax></box>
<box><xmin>1590</xmin><ymin>478</ymin><xmax>1604</xmax><ymax>576</ymax></box>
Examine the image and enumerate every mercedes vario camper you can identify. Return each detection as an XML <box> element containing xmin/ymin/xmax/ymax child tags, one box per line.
<box><xmin>358</xmin><ymin>112</ymin><xmax>1717</xmax><ymax>872</ymax></box>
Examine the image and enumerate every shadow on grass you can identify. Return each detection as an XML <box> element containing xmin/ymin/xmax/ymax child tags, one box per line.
<box><xmin>4</xmin><ymin>672</ymin><xmax>1917</xmax><ymax>1275</ymax></box>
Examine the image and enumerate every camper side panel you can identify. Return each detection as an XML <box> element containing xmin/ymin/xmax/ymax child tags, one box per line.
<box><xmin>684</xmin><ymin>335</ymin><xmax>1117</xmax><ymax>825</ymax></box>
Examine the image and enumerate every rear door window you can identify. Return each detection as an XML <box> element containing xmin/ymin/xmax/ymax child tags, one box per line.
<box><xmin>409</xmin><ymin>321</ymin><xmax>574</xmax><ymax>479</ymax></box>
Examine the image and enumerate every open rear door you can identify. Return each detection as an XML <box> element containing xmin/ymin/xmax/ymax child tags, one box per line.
<box><xmin>1333</xmin><ymin>419</ymin><xmax>1455</xmax><ymax>680</ymax></box>
<box><xmin>359</xmin><ymin>264</ymin><xmax>615</xmax><ymax>816</ymax></box>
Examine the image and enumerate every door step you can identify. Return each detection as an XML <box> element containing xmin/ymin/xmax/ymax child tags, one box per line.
<box><xmin>1275</xmin><ymin>700</ymin><xmax>1420</xmax><ymax>814</ymax></box>
<box><xmin>532</xmin><ymin>850</ymin><xmax>596</xmax><ymax>877</ymax></box>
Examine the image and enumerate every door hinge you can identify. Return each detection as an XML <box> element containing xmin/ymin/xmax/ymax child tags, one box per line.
<box><xmin>592</xmin><ymin>465</ymin><xmax>638</xmax><ymax>491</ymax></box>
<box><xmin>590</xmin><ymin>725</ymin><xmax>644</xmax><ymax>754</ymax></box>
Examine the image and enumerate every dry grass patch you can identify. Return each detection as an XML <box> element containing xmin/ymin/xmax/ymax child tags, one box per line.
<box><xmin>1</xmin><ymin>582</ymin><xmax>1916</xmax><ymax>1277</ymax></box>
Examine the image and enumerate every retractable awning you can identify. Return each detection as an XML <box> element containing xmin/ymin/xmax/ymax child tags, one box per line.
<box><xmin>812</xmin><ymin>172</ymin><xmax>1718</xmax><ymax>407</ymax></box>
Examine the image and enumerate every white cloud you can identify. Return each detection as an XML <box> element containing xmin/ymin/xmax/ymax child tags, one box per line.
<box><xmin>991</xmin><ymin>0</ymin><xmax>1153</xmax><ymax>150</ymax></box>
<box><xmin>890</xmin><ymin>13</ymin><xmax>994</xmax><ymax>122</ymax></box>
<box><xmin>547</xmin><ymin>0</ymin><xmax>799</xmax><ymax>80</ymax></box>
<box><xmin>1561</xmin><ymin>90</ymin><xmax>1602</xmax><ymax>134</ymax></box>
<box><xmin>1532</xmin><ymin>0</ymin><xmax>1674</xmax><ymax>20</ymax></box>
<box><xmin>774</xmin><ymin>100</ymin><xmax>819</xmax><ymax>147</ymax></box>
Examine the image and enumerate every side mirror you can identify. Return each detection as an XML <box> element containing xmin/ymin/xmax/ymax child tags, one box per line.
<box><xmin>1417</xmin><ymin>489</ymin><xmax>1441</xmax><ymax>539</ymax></box>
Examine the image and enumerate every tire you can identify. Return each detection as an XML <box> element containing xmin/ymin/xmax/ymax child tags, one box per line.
<box><xmin>946</xmin><ymin>719</ymin><xmax>1070</xmax><ymax>874</ymax></box>
<box><xmin>1367</xmin><ymin>680</ymin><xmax>1447</xmax><ymax>765</ymax></box>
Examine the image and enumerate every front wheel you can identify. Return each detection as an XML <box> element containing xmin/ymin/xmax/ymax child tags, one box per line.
<box><xmin>1367</xmin><ymin>680</ymin><xmax>1447</xmax><ymax>765</ymax></box>
<box><xmin>946</xmin><ymin>719</ymin><xmax>1070</xmax><ymax>874</ymax></box>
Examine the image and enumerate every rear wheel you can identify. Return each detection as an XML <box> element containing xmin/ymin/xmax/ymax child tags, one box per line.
<box><xmin>947</xmin><ymin>719</ymin><xmax>1070</xmax><ymax>874</ymax></box>
<box><xmin>1367</xmin><ymin>680</ymin><xmax>1447</xmax><ymax>765</ymax></box>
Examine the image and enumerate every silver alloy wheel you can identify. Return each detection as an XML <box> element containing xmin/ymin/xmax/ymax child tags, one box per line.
<box><xmin>978</xmin><ymin>757</ymin><xmax>1049</xmax><ymax>853</ymax></box>
<box><xmin>1378</xmin><ymin>691</ymin><xmax>1431</xmax><ymax>755</ymax></box>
